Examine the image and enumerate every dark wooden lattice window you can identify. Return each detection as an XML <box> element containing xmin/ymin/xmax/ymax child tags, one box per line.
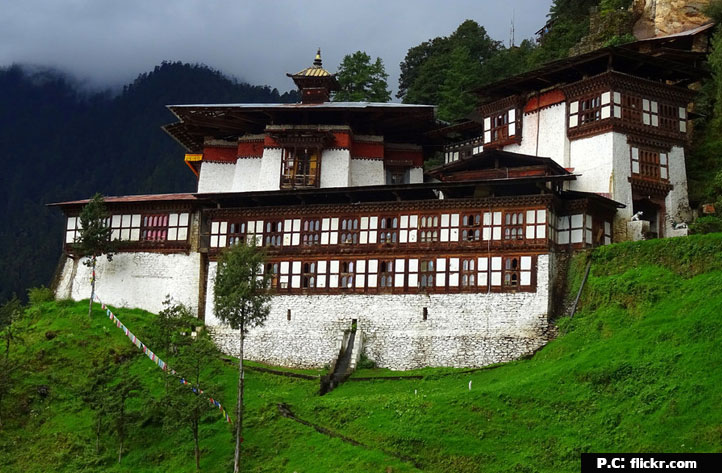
<box><xmin>340</xmin><ymin>261</ymin><xmax>354</xmax><ymax>289</ymax></box>
<box><xmin>264</xmin><ymin>221</ymin><xmax>283</xmax><ymax>246</ymax></box>
<box><xmin>339</xmin><ymin>218</ymin><xmax>359</xmax><ymax>245</ymax></box>
<box><xmin>379</xmin><ymin>217</ymin><xmax>398</xmax><ymax>244</ymax></box>
<box><xmin>302</xmin><ymin>219</ymin><xmax>321</xmax><ymax>246</ymax></box>
<box><xmin>302</xmin><ymin>262</ymin><xmax>316</xmax><ymax>289</ymax></box>
<box><xmin>227</xmin><ymin>221</ymin><xmax>247</xmax><ymax>246</ymax></box>
<box><xmin>265</xmin><ymin>262</ymin><xmax>279</xmax><ymax>289</ymax></box>
<box><xmin>503</xmin><ymin>257</ymin><xmax>520</xmax><ymax>288</ymax></box>
<box><xmin>461</xmin><ymin>213</ymin><xmax>481</xmax><ymax>242</ymax></box>
<box><xmin>379</xmin><ymin>260</ymin><xmax>394</xmax><ymax>288</ymax></box>
<box><xmin>460</xmin><ymin>259</ymin><xmax>476</xmax><ymax>287</ymax></box>
<box><xmin>504</xmin><ymin>212</ymin><xmax>525</xmax><ymax>240</ymax></box>
<box><xmin>419</xmin><ymin>215</ymin><xmax>439</xmax><ymax>243</ymax></box>
<box><xmin>483</xmin><ymin>109</ymin><xmax>518</xmax><ymax>146</ymax></box>
<box><xmin>419</xmin><ymin>259</ymin><xmax>435</xmax><ymax>288</ymax></box>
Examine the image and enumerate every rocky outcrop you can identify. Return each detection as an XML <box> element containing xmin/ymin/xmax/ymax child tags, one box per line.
<box><xmin>633</xmin><ymin>0</ymin><xmax>711</xmax><ymax>39</ymax></box>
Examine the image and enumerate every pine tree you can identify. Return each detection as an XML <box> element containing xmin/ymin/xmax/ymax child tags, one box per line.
<box><xmin>75</xmin><ymin>194</ymin><xmax>114</xmax><ymax>318</ymax></box>
<box><xmin>213</xmin><ymin>242</ymin><xmax>271</xmax><ymax>473</ymax></box>
<box><xmin>334</xmin><ymin>51</ymin><xmax>391</xmax><ymax>102</ymax></box>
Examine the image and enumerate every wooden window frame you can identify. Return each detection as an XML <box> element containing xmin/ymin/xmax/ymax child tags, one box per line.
<box><xmin>280</xmin><ymin>146</ymin><xmax>321</xmax><ymax>189</ymax></box>
<box><xmin>483</xmin><ymin>108</ymin><xmax>519</xmax><ymax>147</ymax></box>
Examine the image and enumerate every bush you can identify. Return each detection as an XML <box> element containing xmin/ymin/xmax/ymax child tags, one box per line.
<box><xmin>357</xmin><ymin>353</ymin><xmax>377</xmax><ymax>369</ymax></box>
<box><xmin>27</xmin><ymin>286</ymin><xmax>55</xmax><ymax>306</ymax></box>
<box><xmin>689</xmin><ymin>216</ymin><xmax>722</xmax><ymax>235</ymax></box>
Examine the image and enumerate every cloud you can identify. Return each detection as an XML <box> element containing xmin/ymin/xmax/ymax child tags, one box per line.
<box><xmin>0</xmin><ymin>0</ymin><xmax>552</xmax><ymax>93</ymax></box>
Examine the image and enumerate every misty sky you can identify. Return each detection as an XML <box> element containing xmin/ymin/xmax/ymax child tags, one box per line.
<box><xmin>0</xmin><ymin>0</ymin><xmax>553</xmax><ymax>95</ymax></box>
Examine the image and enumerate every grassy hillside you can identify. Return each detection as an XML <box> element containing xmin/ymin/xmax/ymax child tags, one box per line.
<box><xmin>2</xmin><ymin>234</ymin><xmax>722</xmax><ymax>472</ymax></box>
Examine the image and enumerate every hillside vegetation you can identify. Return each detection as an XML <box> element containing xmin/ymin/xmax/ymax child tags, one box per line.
<box><xmin>1</xmin><ymin>234</ymin><xmax>721</xmax><ymax>472</ymax></box>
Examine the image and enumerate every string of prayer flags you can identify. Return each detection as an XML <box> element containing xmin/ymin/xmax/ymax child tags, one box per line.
<box><xmin>95</xmin><ymin>294</ymin><xmax>233</xmax><ymax>424</ymax></box>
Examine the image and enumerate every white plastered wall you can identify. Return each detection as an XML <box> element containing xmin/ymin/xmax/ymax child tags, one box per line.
<box><xmin>206</xmin><ymin>255</ymin><xmax>551</xmax><ymax>370</ymax></box>
<box><xmin>320</xmin><ymin>149</ymin><xmax>351</xmax><ymax>188</ymax></box>
<box><xmin>349</xmin><ymin>159</ymin><xmax>385</xmax><ymax>186</ymax></box>
<box><xmin>54</xmin><ymin>252</ymin><xmax>201</xmax><ymax>315</ymax></box>
<box><xmin>257</xmin><ymin>148</ymin><xmax>283</xmax><ymax>191</ymax></box>
<box><xmin>230</xmin><ymin>158</ymin><xmax>263</xmax><ymax>192</ymax></box>
<box><xmin>504</xmin><ymin>103</ymin><xmax>570</xmax><ymax>166</ymax></box>
<box><xmin>409</xmin><ymin>166</ymin><xmax>424</xmax><ymax>184</ymax></box>
<box><xmin>569</xmin><ymin>132</ymin><xmax>617</xmax><ymax>196</ymax></box>
<box><xmin>197</xmin><ymin>162</ymin><xmax>235</xmax><ymax>193</ymax></box>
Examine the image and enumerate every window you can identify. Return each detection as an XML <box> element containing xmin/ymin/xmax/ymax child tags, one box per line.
<box><xmin>385</xmin><ymin>168</ymin><xmax>410</xmax><ymax>185</ymax></box>
<box><xmin>301</xmin><ymin>219</ymin><xmax>321</xmax><ymax>246</ymax></box>
<box><xmin>340</xmin><ymin>261</ymin><xmax>354</xmax><ymax>289</ymax></box>
<box><xmin>302</xmin><ymin>262</ymin><xmax>316</xmax><ymax>289</ymax></box>
<box><xmin>631</xmin><ymin>147</ymin><xmax>668</xmax><ymax>180</ymax></box>
<box><xmin>264</xmin><ymin>221</ymin><xmax>283</xmax><ymax>247</ymax></box>
<box><xmin>339</xmin><ymin>218</ymin><xmax>359</xmax><ymax>245</ymax></box>
<box><xmin>399</xmin><ymin>215</ymin><xmax>417</xmax><ymax>244</ymax></box>
<box><xmin>679</xmin><ymin>107</ymin><xmax>687</xmax><ymax>133</ymax></box>
<box><xmin>503</xmin><ymin>257</ymin><xmax>520</xmax><ymax>288</ymax></box>
<box><xmin>265</xmin><ymin>262</ymin><xmax>279</xmax><ymax>289</ymax></box>
<box><xmin>439</xmin><ymin>214</ymin><xmax>460</xmax><ymax>243</ymax></box>
<box><xmin>281</xmin><ymin>146</ymin><xmax>320</xmax><ymax>188</ymax></box>
<box><xmin>419</xmin><ymin>215</ymin><xmax>439</xmax><ymax>243</ymax></box>
<box><xmin>461</xmin><ymin>214</ymin><xmax>481</xmax><ymax>242</ymax></box>
<box><xmin>503</xmin><ymin>212</ymin><xmax>524</xmax><ymax>240</ymax></box>
<box><xmin>642</xmin><ymin>99</ymin><xmax>659</xmax><ymax>127</ymax></box>
<box><xmin>379</xmin><ymin>217</ymin><xmax>398</xmax><ymax>244</ymax></box>
<box><xmin>482</xmin><ymin>211</ymin><xmax>502</xmax><ymax>241</ymax></box>
<box><xmin>282</xmin><ymin>219</ymin><xmax>301</xmax><ymax>246</ymax></box>
<box><xmin>556</xmin><ymin>214</ymin><xmax>585</xmax><ymax>245</ymax></box>
<box><xmin>109</xmin><ymin>214</ymin><xmax>142</xmax><ymax>242</ymax></box>
<box><xmin>227</xmin><ymin>221</ymin><xmax>247</xmax><ymax>246</ymax></box>
<box><xmin>569</xmin><ymin>92</ymin><xmax>616</xmax><ymax>128</ymax></box>
<box><xmin>484</xmin><ymin>109</ymin><xmax>518</xmax><ymax>146</ymax></box>
<box><xmin>379</xmin><ymin>260</ymin><xmax>394</xmax><ymax>288</ymax></box>
<box><xmin>65</xmin><ymin>216</ymin><xmax>81</xmax><ymax>244</ymax></box>
<box><xmin>525</xmin><ymin>209</ymin><xmax>547</xmax><ymax>240</ymax></box>
<box><xmin>419</xmin><ymin>259</ymin><xmax>435</xmax><ymax>288</ymax></box>
<box><xmin>461</xmin><ymin>259</ymin><xmax>476</xmax><ymax>287</ymax></box>
<box><xmin>360</xmin><ymin>216</ymin><xmax>378</xmax><ymax>244</ymax></box>
<box><xmin>142</xmin><ymin>214</ymin><xmax>168</xmax><ymax>241</ymax></box>
<box><xmin>321</xmin><ymin>218</ymin><xmax>339</xmax><ymax>245</ymax></box>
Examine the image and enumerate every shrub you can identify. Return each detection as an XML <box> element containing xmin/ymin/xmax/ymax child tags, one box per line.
<box><xmin>689</xmin><ymin>216</ymin><xmax>722</xmax><ymax>235</ymax></box>
<box><xmin>27</xmin><ymin>286</ymin><xmax>55</xmax><ymax>306</ymax></box>
<box><xmin>357</xmin><ymin>353</ymin><xmax>377</xmax><ymax>369</ymax></box>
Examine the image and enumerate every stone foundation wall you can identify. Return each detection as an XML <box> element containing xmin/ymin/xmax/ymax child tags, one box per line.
<box><xmin>209</xmin><ymin>255</ymin><xmax>552</xmax><ymax>371</ymax></box>
<box><xmin>54</xmin><ymin>252</ymin><xmax>201</xmax><ymax>315</ymax></box>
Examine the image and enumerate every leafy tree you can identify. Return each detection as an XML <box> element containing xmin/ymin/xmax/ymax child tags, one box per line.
<box><xmin>164</xmin><ymin>331</ymin><xmax>221</xmax><ymax>471</ymax></box>
<box><xmin>0</xmin><ymin>355</ymin><xmax>16</xmax><ymax>429</ymax></box>
<box><xmin>334</xmin><ymin>51</ymin><xmax>391</xmax><ymax>102</ymax></box>
<box><xmin>76</xmin><ymin>193</ymin><xmax>114</xmax><ymax>318</ymax></box>
<box><xmin>213</xmin><ymin>242</ymin><xmax>271</xmax><ymax>473</ymax></box>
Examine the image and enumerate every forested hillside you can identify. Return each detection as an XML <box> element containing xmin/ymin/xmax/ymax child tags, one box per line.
<box><xmin>0</xmin><ymin>63</ymin><xmax>298</xmax><ymax>302</ymax></box>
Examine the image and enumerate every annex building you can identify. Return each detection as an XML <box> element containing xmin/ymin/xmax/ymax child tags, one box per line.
<box><xmin>52</xmin><ymin>47</ymin><xmax>702</xmax><ymax>370</ymax></box>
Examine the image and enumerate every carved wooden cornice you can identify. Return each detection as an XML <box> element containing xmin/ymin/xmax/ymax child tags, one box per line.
<box><xmin>629</xmin><ymin>176</ymin><xmax>673</xmax><ymax>196</ymax></box>
<box><xmin>205</xmin><ymin>194</ymin><xmax>555</xmax><ymax>219</ymax></box>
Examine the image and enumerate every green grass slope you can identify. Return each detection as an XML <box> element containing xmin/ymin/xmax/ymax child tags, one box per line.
<box><xmin>2</xmin><ymin>234</ymin><xmax>722</xmax><ymax>472</ymax></box>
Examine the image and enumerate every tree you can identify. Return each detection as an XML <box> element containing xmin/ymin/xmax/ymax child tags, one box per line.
<box><xmin>213</xmin><ymin>242</ymin><xmax>271</xmax><ymax>473</ymax></box>
<box><xmin>0</xmin><ymin>296</ymin><xmax>23</xmax><ymax>359</ymax></box>
<box><xmin>76</xmin><ymin>193</ymin><xmax>114</xmax><ymax>318</ymax></box>
<box><xmin>333</xmin><ymin>51</ymin><xmax>391</xmax><ymax>102</ymax></box>
<box><xmin>164</xmin><ymin>330</ymin><xmax>220</xmax><ymax>471</ymax></box>
<box><xmin>398</xmin><ymin>20</ymin><xmax>502</xmax><ymax>106</ymax></box>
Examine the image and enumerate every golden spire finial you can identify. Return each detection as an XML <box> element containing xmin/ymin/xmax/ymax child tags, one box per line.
<box><xmin>314</xmin><ymin>48</ymin><xmax>322</xmax><ymax>67</ymax></box>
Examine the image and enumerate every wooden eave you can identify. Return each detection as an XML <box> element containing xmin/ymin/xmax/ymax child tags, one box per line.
<box><xmin>474</xmin><ymin>47</ymin><xmax>707</xmax><ymax>103</ymax></box>
<box><xmin>427</xmin><ymin>149</ymin><xmax>571</xmax><ymax>180</ymax></box>
<box><xmin>195</xmin><ymin>176</ymin><xmax>571</xmax><ymax>210</ymax></box>
<box><xmin>164</xmin><ymin>104</ymin><xmax>441</xmax><ymax>152</ymax></box>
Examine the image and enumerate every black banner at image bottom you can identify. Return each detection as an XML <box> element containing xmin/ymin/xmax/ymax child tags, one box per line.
<box><xmin>581</xmin><ymin>453</ymin><xmax>721</xmax><ymax>472</ymax></box>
